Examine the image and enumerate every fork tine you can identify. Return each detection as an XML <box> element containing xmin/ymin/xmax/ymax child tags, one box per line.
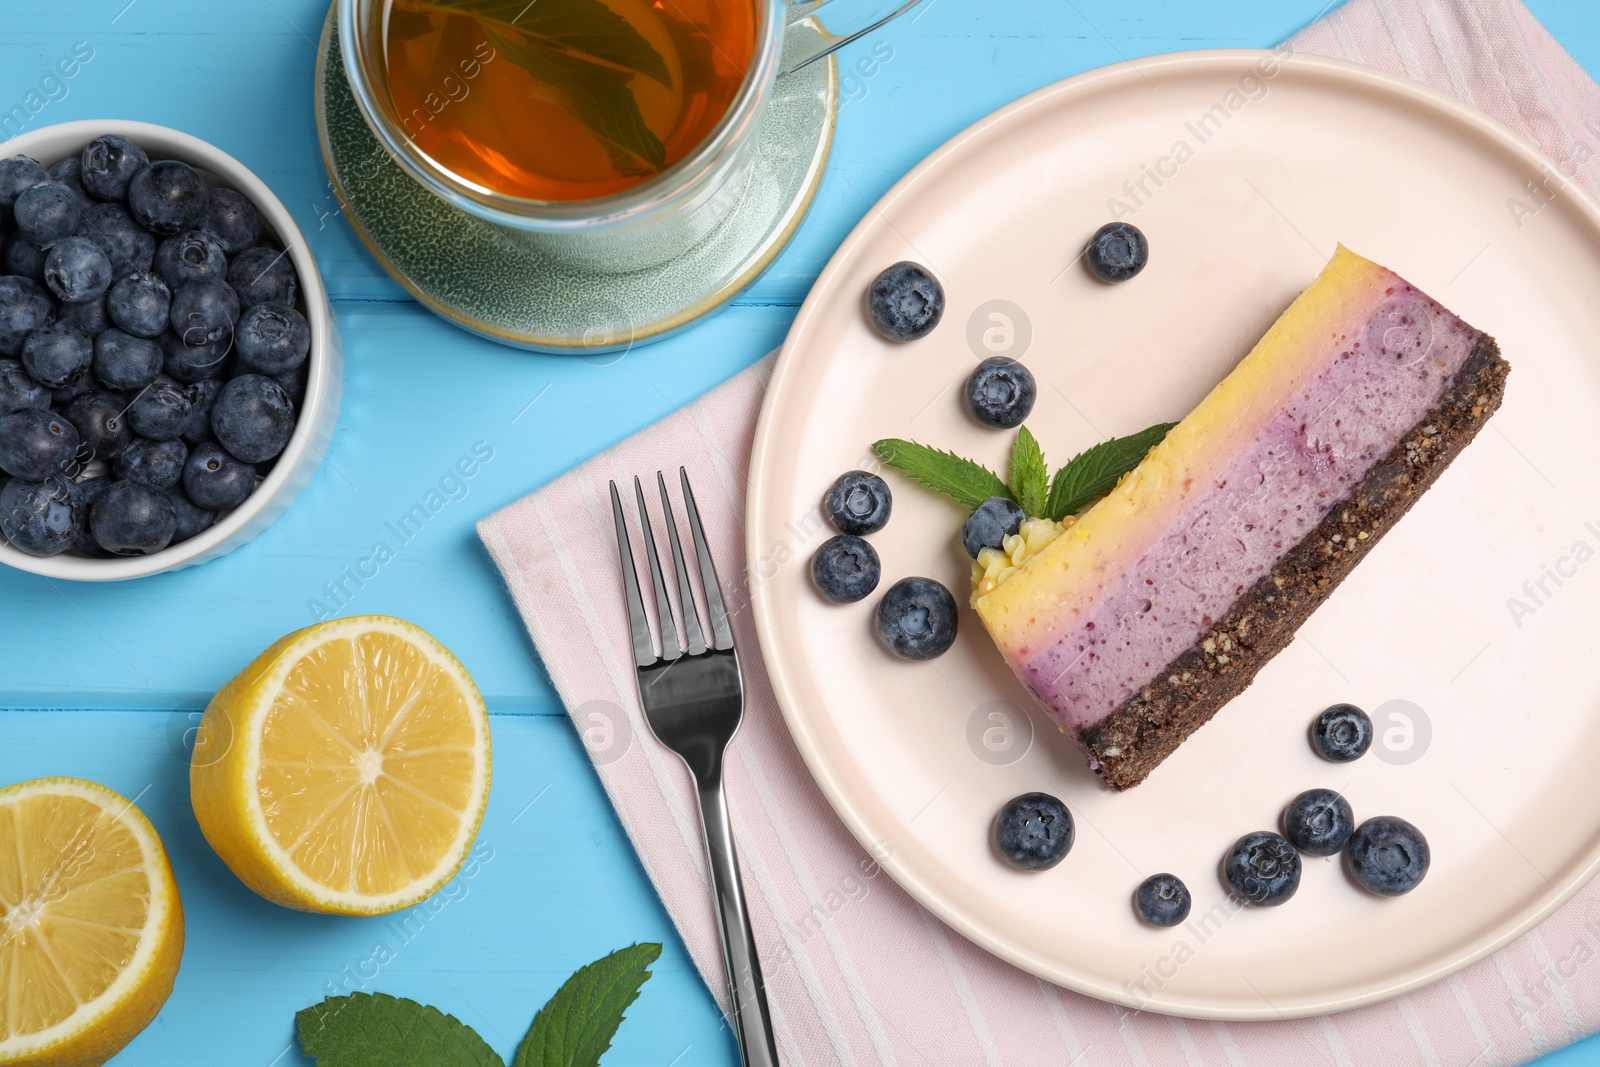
<box><xmin>657</xmin><ymin>472</ymin><xmax>708</xmax><ymax>656</ymax></box>
<box><xmin>609</xmin><ymin>481</ymin><xmax>657</xmax><ymax>667</ymax></box>
<box><xmin>633</xmin><ymin>476</ymin><xmax>683</xmax><ymax>658</ymax></box>
<box><xmin>678</xmin><ymin>467</ymin><xmax>735</xmax><ymax>650</ymax></box>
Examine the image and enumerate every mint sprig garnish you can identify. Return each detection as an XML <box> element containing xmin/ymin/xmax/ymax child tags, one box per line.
<box><xmin>295</xmin><ymin>944</ymin><xmax>662</xmax><ymax>1067</ymax></box>
<box><xmin>874</xmin><ymin>421</ymin><xmax>1174</xmax><ymax>521</ymax></box>
<box><xmin>1043</xmin><ymin>422</ymin><xmax>1176</xmax><ymax>520</ymax></box>
<box><xmin>870</xmin><ymin>439</ymin><xmax>1012</xmax><ymax>509</ymax></box>
<box><xmin>1008</xmin><ymin>426</ymin><xmax>1048</xmax><ymax>519</ymax></box>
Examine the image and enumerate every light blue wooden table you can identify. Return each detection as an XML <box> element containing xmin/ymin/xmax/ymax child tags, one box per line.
<box><xmin>3</xmin><ymin>2</ymin><xmax>1599</xmax><ymax>1063</ymax></box>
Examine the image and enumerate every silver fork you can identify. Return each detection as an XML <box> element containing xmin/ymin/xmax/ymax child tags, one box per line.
<box><xmin>609</xmin><ymin>468</ymin><xmax>780</xmax><ymax>1067</ymax></box>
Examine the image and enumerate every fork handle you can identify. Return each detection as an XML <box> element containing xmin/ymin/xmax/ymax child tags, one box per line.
<box><xmin>696</xmin><ymin>778</ymin><xmax>782</xmax><ymax>1067</ymax></box>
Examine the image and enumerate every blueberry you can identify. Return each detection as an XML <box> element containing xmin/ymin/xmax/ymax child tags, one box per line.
<box><xmin>50</xmin><ymin>376</ymin><xmax>90</xmax><ymax>408</ymax></box>
<box><xmin>93</xmin><ymin>329</ymin><xmax>162</xmax><ymax>391</ymax></box>
<box><xmin>866</xmin><ymin>261</ymin><xmax>944</xmax><ymax>342</ymax></box>
<box><xmin>234</xmin><ymin>302</ymin><xmax>310</xmax><ymax>376</ymax></box>
<box><xmin>1282</xmin><ymin>788</ymin><xmax>1355</xmax><ymax>857</ymax></box>
<box><xmin>13</xmin><ymin>181</ymin><xmax>83</xmax><ymax>246</ymax></box>
<box><xmin>1085</xmin><ymin>222</ymin><xmax>1149</xmax><ymax>283</ymax></box>
<box><xmin>1134</xmin><ymin>874</ymin><xmax>1192</xmax><ymax>928</ymax></box>
<box><xmin>168</xmin><ymin>488</ymin><xmax>216</xmax><ymax>544</ymax></box>
<box><xmin>42</xmin><ymin>236</ymin><xmax>113</xmax><ymax>303</ymax></box>
<box><xmin>160</xmin><ymin>330</ymin><xmax>230</xmax><ymax>383</ymax></box>
<box><xmin>1312</xmin><ymin>703</ymin><xmax>1373</xmax><ymax>762</ymax></box>
<box><xmin>201</xmin><ymin>188</ymin><xmax>261</xmax><ymax>254</ymax></box>
<box><xmin>0</xmin><ymin>407</ymin><xmax>81</xmax><ymax>480</ymax></box>
<box><xmin>154</xmin><ymin>229</ymin><xmax>227</xmax><ymax>288</ymax></box>
<box><xmin>993</xmin><ymin>792</ymin><xmax>1074</xmax><ymax>871</ymax></box>
<box><xmin>960</xmin><ymin>496</ymin><xmax>1025</xmax><ymax>559</ymax></box>
<box><xmin>47</xmin><ymin>156</ymin><xmax>95</xmax><ymax>214</ymax></box>
<box><xmin>822</xmin><ymin>469</ymin><xmax>891</xmax><ymax>536</ymax></box>
<box><xmin>1345</xmin><ymin>816</ymin><xmax>1429</xmax><ymax>897</ymax></box>
<box><xmin>0</xmin><ymin>359</ymin><xmax>50</xmax><ymax>414</ymax></box>
<box><xmin>80</xmin><ymin>135</ymin><xmax>149</xmax><ymax>202</ymax></box>
<box><xmin>169</xmin><ymin>278</ymin><xmax>239</xmax><ymax>346</ymax></box>
<box><xmin>64</xmin><ymin>391</ymin><xmax>132</xmax><ymax>462</ymax></box>
<box><xmin>0</xmin><ymin>155</ymin><xmax>48</xmax><ymax>215</ymax></box>
<box><xmin>90</xmin><ymin>480</ymin><xmax>176</xmax><ymax>556</ymax></box>
<box><xmin>271</xmin><ymin>363</ymin><xmax>308</xmax><ymax>409</ymax></box>
<box><xmin>106</xmin><ymin>270</ymin><xmax>172</xmax><ymax>339</ymax></box>
<box><xmin>128</xmin><ymin>160</ymin><xmax>207</xmax><ymax>236</ymax></box>
<box><xmin>4</xmin><ymin>234</ymin><xmax>47</xmax><ymax>282</ymax></box>
<box><xmin>0</xmin><ymin>474</ymin><xmax>83</xmax><ymax>556</ymax></box>
<box><xmin>180</xmin><ymin>378</ymin><xmax>222</xmax><ymax>444</ymax></box>
<box><xmin>115</xmin><ymin>436</ymin><xmax>187</xmax><ymax>489</ymax></box>
<box><xmin>212</xmin><ymin>374</ymin><xmax>294</xmax><ymax>464</ymax></box>
<box><xmin>126</xmin><ymin>375</ymin><xmax>192</xmax><ymax>441</ymax></box>
<box><xmin>874</xmin><ymin>576</ymin><xmax>958</xmax><ymax>660</ymax></box>
<box><xmin>71</xmin><ymin>474</ymin><xmax>114</xmax><ymax>557</ymax></box>
<box><xmin>1222</xmin><ymin>831</ymin><xmax>1301</xmax><ymax>907</ymax></box>
<box><xmin>965</xmin><ymin>357</ymin><xmax>1037</xmax><ymax>429</ymax></box>
<box><xmin>811</xmin><ymin>534</ymin><xmax>881</xmax><ymax>604</ymax></box>
<box><xmin>227</xmin><ymin>246</ymin><xmax>298</xmax><ymax>308</ymax></box>
<box><xmin>59</xmin><ymin>293</ymin><xmax>111</xmax><ymax>335</ymax></box>
<box><xmin>182</xmin><ymin>440</ymin><xmax>255</xmax><ymax>510</ymax></box>
<box><xmin>0</xmin><ymin>275</ymin><xmax>54</xmax><ymax>357</ymax></box>
<box><xmin>78</xmin><ymin>203</ymin><xmax>156</xmax><ymax>279</ymax></box>
<box><xmin>20</xmin><ymin>321</ymin><xmax>92</xmax><ymax>389</ymax></box>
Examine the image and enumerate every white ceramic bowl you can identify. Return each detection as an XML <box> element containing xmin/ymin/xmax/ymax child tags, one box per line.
<box><xmin>0</xmin><ymin>120</ymin><xmax>340</xmax><ymax>581</ymax></box>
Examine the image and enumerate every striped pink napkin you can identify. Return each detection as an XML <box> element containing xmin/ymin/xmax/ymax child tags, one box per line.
<box><xmin>479</xmin><ymin>1</ymin><xmax>1600</xmax><ymax>1062</ymax></box>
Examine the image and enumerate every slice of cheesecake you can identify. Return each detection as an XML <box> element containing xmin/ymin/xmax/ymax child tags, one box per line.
<box><xmin>974</xmin><ymin>245</ymin><xmax>1509</xmax><ymax>790</ymax></box>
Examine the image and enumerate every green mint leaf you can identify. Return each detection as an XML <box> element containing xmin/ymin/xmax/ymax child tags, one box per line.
<box><xmin>415</xmin><ymin>0</ymin><xmax>671</xmax><ymax>85</ymax></box>
<box><xmin>872</xmin><ymin>439</ymin><xmax>1013</xmax><ymax>510</ymax></box>
<box><xmin>515</xmin><ymin>943</ymin><xmax>663</xmax><ymax>1067</ymax></box>
<box><xmin>1045</xmin><ymin>422</ymin><xmax>1177</xmax><ymax>521</ymax></box>
<box><xmin>1009</xmin><ymin>426</ymin><xmax>1048</xmax><ymax>519</ymax></box>
<box><xmin>296</xmin><ymin>993</ymin><xmax>504</xmax><ymax>1067</ymax></box>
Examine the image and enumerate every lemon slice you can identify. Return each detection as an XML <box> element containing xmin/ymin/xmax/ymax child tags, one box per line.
<box><xmin>190</xmin><ymin>615</ymin><xmax>491</xmax><ymax>916</ymax></box>
<box><xmin>0</xmin><ymin>777</ymin><xmax>183</xmax><ymax>1067</ymax></box>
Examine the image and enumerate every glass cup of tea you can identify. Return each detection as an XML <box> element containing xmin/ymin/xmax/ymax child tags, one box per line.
<box><xmin>337</xmin><ymin>0</ymin><xmax>923</xmax><ymax>270</ymax></box>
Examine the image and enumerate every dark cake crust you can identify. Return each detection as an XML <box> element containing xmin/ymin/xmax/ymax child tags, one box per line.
<box><xmin>1079</xmin><ymin>335</ymin><xmax>1510</xmax><ymax>790</ymax></box>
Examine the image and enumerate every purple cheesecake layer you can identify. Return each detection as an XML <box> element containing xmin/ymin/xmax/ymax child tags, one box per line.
<box><xmin>1014</xmin><ymin>286</ymin><xmax>1484</xmax><ymax>731</ymax></box>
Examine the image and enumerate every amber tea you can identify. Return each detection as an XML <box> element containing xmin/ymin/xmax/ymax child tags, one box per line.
<box><xmin>381</xmin><ymin>0</ymin><xmax>757</xmax><ymax>202</ymax></box>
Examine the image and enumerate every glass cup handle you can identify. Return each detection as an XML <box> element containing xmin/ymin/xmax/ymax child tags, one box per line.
<box><xmin>780</xmin><ymin>0</ymin><xmax>928</xmax><ymax>74</ymax></box>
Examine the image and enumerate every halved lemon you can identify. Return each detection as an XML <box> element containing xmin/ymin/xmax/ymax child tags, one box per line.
<box><xmin>0</xmin><ymin>777</ymin><xmax>184</xmax><ymax>1067</ymax></box>
<box><xmin>190</xmin><ymin>615</ymin><xmax>491</xmax><ymax>916</ymax></box>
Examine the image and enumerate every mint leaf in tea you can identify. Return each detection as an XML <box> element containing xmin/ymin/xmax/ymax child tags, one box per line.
<box><xmin>383</xmin><ymin>0</ymin><xmax>756</xmax><ymax>201</ymax></box>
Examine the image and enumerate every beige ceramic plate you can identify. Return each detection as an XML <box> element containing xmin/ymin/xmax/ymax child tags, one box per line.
<box><xmin>747</xmin><ymin>50</ymin><xmax>1600</xmax><ymax>1019</ymax></box>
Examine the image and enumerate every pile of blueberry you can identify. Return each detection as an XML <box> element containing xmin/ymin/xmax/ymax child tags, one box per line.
<box><xmin>0</xmin><ymin>135</ymin><xmax>309</xmax><ymax>559</ymax></box>
<box><xmin>987</xmin><ymin>703</ymin><xmax>1430</xmax><ymax>928</ymax></box>
<box><xmin>1136</xmin><ymin>703</ymin><xmax>1427</xmax><ymax>925</ymax></box>
<box><xmin>811</xmin><ymin>469</ymin><xmax>961</xmax><ymax>661</ymax></box>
